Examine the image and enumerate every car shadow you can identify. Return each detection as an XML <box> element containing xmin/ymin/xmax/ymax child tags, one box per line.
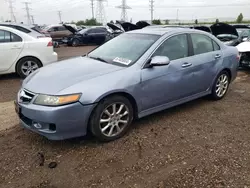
<box><xmin>36</xmin><ymin>97</ymin><xmax>210</xmax><ymax>148</ymax></box>
<box><xmin>0</xmin><ymin>73</ymin><xmax>20</xmax><ymax>81</ymax></box>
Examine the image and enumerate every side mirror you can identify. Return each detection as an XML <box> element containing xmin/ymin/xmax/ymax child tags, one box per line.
<box><xmin>149</xmin><ymin>56</ymin><xmax>170</xmax><ymax>67</ymax></box>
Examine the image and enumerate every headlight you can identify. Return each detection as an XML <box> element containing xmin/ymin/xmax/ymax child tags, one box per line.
<box><xmin>34</xmin><ymin>93</ymin><xmax>81</xmax><ymax>106</ymax></box>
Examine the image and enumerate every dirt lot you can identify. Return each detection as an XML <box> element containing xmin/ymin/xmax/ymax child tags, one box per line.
<box><xmin>1</xmin><ymin>46</ymin><xmax>250</xmax><ymax>188</ymax></box>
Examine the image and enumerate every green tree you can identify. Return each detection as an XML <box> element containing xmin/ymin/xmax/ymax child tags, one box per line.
<box><xmin>84</xmin><ymin>18</ymin><xmax>102</xmax><ymax>26</ymax></box>
<box><xmin>76</xmin><ymin>20</ymin><xmax>85</xmax><ymax>26</ymax></box>
<box><xmin>70</xmin><ymin>20</ymin><xmax>76</xmax><ymax>24</ymax></box>
<box><xmin>195</xmin><ymin>19</ymin><xmax>198</xmax><ymax>24</ymax></box>
<box><xmin>236</xmin><ymin>13</ymin><xmax>243</xmax><ymax>23</ymax></box>
<box><xmin>164</xmin><ymin>20</ymin><xmax>169</xmax><ymax>25</ymax></box>
<box><xmin>152</xmin><ymin>19</ymin><xmax>161</xmax><ymax>25</ymax></box>
<box><xmin>215</xmin><ymin>19</ymin><xmax>219</xmax><ymax>23</ymax></box>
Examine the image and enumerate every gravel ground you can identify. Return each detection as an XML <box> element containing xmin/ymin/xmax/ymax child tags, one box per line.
<box><xmin>1</xmin><ymin>46</ymin><xmax>250</xmax><ymax>188</ymax></box>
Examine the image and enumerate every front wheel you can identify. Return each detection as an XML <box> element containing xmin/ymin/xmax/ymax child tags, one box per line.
<box><xmin>89</xmin><ymin>96</ymin><xmax>134</xmax><ymax>142</ymax></box>
<box><xmin>211</xmin><ymin>71</ymin><xmax>230</xmax><ymax>100</ymax></box>
<box><xmin>72</xmin><ymin>39</ymin><xmax>80</xmax><ymax>47</ymax></box>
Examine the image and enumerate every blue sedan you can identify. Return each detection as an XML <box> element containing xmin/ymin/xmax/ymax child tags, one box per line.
<box><xmin>15</xmin><ymin>28</ymin><xmax>239</xmax><ymax>141</ymax></box>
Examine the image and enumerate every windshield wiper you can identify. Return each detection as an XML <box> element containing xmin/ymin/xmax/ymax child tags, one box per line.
<box><xmin>88</xmin><ymin>56</ymin><xmax>108</xmax><ymax>63</ymax></box>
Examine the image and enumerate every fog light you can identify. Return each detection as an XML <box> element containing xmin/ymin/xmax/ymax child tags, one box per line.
<box><xmin>33</xmin><ymin>122</ymin><xmax>42</xmax><ymax>129</ymax></box>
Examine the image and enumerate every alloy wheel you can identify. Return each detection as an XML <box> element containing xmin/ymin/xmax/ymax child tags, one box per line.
<box><xmin>21</xmin><ymin>61</ymin><xmax>39</xmax><ymax>76</ymax></box>
<box><xmin>215</xmin><ymin>74</ymin><xmax>229</xmax><ymax>97</ymax></box>
<box><xmin>99</xmin><ymin>103</ymin><xmax>130</xmax><ymax>137</ymax></box>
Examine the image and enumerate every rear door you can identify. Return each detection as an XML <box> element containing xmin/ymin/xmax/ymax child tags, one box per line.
<box><xmin>0</xmin><ymin>30</ymin><xmax>24</xmax><ymax>72</ymax></box>
<box><xmin>188</xmin><ymin>33</ymin><xmax>222</xmax><ymax>93</ymax></box>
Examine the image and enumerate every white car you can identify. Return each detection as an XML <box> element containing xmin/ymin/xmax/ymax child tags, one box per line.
<box><xmin>0</xmin><ymin>26</ymin><xmax>58</xmax><ymax>78</ymax></box>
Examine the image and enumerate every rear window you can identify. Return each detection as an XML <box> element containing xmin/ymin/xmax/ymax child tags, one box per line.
<box><xmin>31</xmin><ymin>27</ymin><xmax>43</xmax><ymax>34</ymax></box>
<box><xmin>0</xmin><ymin>24</ymin><xmax>30</xmax><ymax>33</ymax></box>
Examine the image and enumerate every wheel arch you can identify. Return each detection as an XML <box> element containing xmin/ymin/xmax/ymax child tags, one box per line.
<box><xmin>221</xmin><ymin>68</ymin><xmax>232</xmax><ymax>82</ymax></box>
<box><xmin>15</xmin><ymin>56</ymin><xmax>43</xmax><ymax>73</ymax></box>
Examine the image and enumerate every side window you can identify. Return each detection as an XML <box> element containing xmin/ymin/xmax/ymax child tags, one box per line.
<box><xmin>11</xmin><ymin>33</ymin><xmax>22</xmax><ymax>42</ymax></box>
<box><xmin>58</xmin><ymin>26</ymin><xmax>67</xmax><ymax>31</ymax></box>
<box><xmin>0</xmin><ymin>30</ymin><xmax>11</xmax><ymax>43</ymax></box>
<box><xmin>88</xmin><ymin>29</ymin><xmax>96</xmax><ymax>34</ymax></box>
<box><xmin>53</xmin><ymin>27</ymin><xmax>59</xmax><ymax>32</ymax></box>
<box><xmin>212</xmin><ymin>40</ymin><xmax>220</xmax><ymax>51</ymax></box>
<box><xmin>191</xmin><ymin>34</ymin><xmax>213</xmax><ymax>55</ymax></box>
<box><xmin>153</xmin><ymin>34</ymin><xmax>188</xmax><ymax>61</ymax></box>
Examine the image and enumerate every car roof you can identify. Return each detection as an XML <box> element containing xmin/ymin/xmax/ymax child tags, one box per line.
<box><xmin>0</xmin><ymin>22</ymin><xmax>35</xmax><ymax>29</ymax></box>
<box><xmin>127</xmin><ymin>28</ymin><xmax>204</xmax><ymax>36</ymax></box>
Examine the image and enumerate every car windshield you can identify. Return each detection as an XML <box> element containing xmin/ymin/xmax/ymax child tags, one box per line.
<box><xmin>87</xmin><ymin>33</ymin><xmax>160</xmax><ymax>66</ymax></box>
<box><xmin>78</xmin><ymin>29</ymin><xmax>89</xmax><ymax>34</ymax></box>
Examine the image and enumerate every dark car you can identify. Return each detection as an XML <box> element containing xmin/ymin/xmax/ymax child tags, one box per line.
<box><xmin>62</xmin><ymin>26</ymin><xmax>108</xmax><ymax>46</ymax></box>
<box><xmin>210</xmin><ymin>22</ymin><xmax>248</xmax><ymax>46</ymax></box>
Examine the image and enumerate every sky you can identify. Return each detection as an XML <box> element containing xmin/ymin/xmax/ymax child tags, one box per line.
<box><xmin>0</xmin><ymin>0</ymin><xmax>250</xmax><ymax>25</ymax></box>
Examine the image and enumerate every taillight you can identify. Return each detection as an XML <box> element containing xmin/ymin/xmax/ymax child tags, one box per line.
<box><xmin>47</xmin><ymin>41</ymin><xmax>53</xmax><ymax>47</ymax></box>
<box><xmin>237</xmin><ymin>53</ymin><xmax>241</xmax><ymax>61</ymax></box>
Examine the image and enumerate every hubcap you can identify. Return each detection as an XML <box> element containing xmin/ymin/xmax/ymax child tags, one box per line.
<box><xmin>21</xmin><ymin>61</ymin><xmax>39</xmax><ymax>76</ymax></box>
<box><xmin>216</xmin><ymin>74</ymin><xmax>229</xmax><ymax>97</ymax></box>
<box><xmin>99</xmin><ymin>103</ymin><xmax>129</xmax><ymax>137</ymax></box>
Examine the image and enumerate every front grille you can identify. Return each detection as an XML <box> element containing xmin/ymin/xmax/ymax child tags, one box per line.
<box><xmin>19</xmin><ymin>89</ymin><xmax>35</xmax><ymax>104</ymax></box>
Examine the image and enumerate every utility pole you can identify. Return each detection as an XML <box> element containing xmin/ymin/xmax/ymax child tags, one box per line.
<box><xmin>8</xmin><ymin>0</ymin><xmax>16</xmax><ymax>22</ymax></box>
<box><xmin>90</xmin><ymin>0</ymin><xmax>94</xmax><ymax>19</ymax></box>
<box><xmin>149</xmin><ymin>0</ymin><xmax>154</xmax><ymax>24</ymax></box>
<box><xmin>116</xmin><ymin>0</ymin><xmax>131</xmax><ymax>22</ymax></box>
<box><xmin>23</xmin><ymin>2</ymin><xmax>32</xmax><ymax>25</ymax></box>
<box><xmin>31</xmin><ymin>15</ymin><xmax>35</xmax><ymax>24</ymax></box>
<box><xmin>96</xmin><ymin>0</ymin><xmax>107</xmax><ymax>25</ymax></box>
<box><xmin>58</xmin><ymin>11</ymin><xmax>62</xmax><ymax>23</ymax></box>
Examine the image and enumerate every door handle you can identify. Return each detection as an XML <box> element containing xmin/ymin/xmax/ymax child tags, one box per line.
<box><xmin>215</xmin><ymin>54</ymin><xmax>221</xmax><ymax>59</ymax></box>
<box><xmin>182</xmin><ymin>62</ymin><xmax>192</xmax><ymax>68</ymax></box>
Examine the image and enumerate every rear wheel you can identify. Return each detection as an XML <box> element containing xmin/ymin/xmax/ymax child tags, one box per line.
<box><xmin>16</xmin><ymin>57</ymin><xmax>42</xmax><ymax>78</ymax></box>
<box><xmin>89</xmin><ymin>96</ymin><xmax>134</xmax><ymax>142</ymax></box>
<box><xmin>211</xmin><ymin>71</ymin><xmax>230</xmax><ymax>100</ymax></box>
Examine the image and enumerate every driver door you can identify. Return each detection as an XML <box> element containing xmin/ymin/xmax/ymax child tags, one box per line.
<box><xmin>140</xmin><ymin>34</ymin><xmax>197</xmax><ymax>111</ymax></box>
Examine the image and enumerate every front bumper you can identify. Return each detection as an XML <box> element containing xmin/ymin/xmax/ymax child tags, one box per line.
<box><xmin>15</xmin><ymin>101</ymin><xmax>96</xmax><ymax>140</ymax></box>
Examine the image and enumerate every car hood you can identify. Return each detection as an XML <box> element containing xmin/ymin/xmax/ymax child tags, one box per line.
<box><xmin>107</xmin><ymin>23</ymin><xmax>124</xmax><ymax>32</ymax></box>
<box><xmin>191</xmin><ymin>26</ymin><xmax>211</xmax><ymax>33</ymax></box>
<box><xmin>116</xmin><ymin>21</ymin><xmax>139</xmax><ymax>32</ymax></box>
<box><xmin>211</xmin><ymin>22</ymin><xmax>239</xmax><ymax>37</ymax></box>
<box><xmin>63</xmin><ymin>24</ymin><xmax>77</xmax><ymax>34</ymax></box>
<box><xmin>23</xmin><ymin>56</ymin><xmax>124</xmax><ymax>95</ymax></box>
<box><xmin>136</xmin><ymin>21</ymin><xmax>150</xmax><ymax>29</ymax></box>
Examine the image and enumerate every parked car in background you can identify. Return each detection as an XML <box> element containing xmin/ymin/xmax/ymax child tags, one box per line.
<box><xmin>0</xmin><ymin>22</ymin><xmax>50</xmax><ymax>38</ymax></box>
<box><xmin>16</xmin><ymin>28</ymin><xmax>239</xmax><ymax>141</ymax></box>
<box><xmin>62</xmin><ymin>26</ymin><xmax>108</xmax><ymax>46</ymax></box>
<box><xmin>0</xmin><ymin>26</ymin><xmax>58</xmax><ymax>78</ymax></box>
<box><xmin>237</xmin><ymin>40</ymin><xmax>250</xmax><ymax>68</ymax></box>
<box><xmin>211</xmin><ymin>23</ymin><xmax>240</xmax><ymax>46</ymax></box>
<box><xmin>43</xmin><ymin>24</ymin><xmax>77</xmax><ymax>41</ymax></box>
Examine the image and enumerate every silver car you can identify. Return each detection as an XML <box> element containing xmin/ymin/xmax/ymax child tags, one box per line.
<box><xmin>15</xmin><ymin>28</ymin><xmax>239</xmax><ymax>141</ymax></box>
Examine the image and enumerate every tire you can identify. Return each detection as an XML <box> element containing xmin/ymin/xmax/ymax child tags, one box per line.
<box><xmin>89</xmin><ymin>95</ymin><xmax>134</xmax><ymax>142</ymax></box>
<box><xmin>211</xmin><ymin>71</ymin><xmax>230</xmax><ymax>100</ymax></box>
<box><xmin>72</xmin><ymin>39</ymin><xmax>80</xmax><ymax>47</ymax></box>
<box><xmin>16</xmin><ymin>57</ymin><xmax>42</xmax><ymax>79</ymax></box>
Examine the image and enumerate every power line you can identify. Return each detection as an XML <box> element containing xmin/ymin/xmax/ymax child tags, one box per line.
<box><xmin>90</xmin><ymin>0</ymin><xmax>94</xmax><ymax>19</ymax></box>
<box><xmin>116</xmin><ymin>0</ymin><xmax>131</xmax><ymax>22</ymax></box>
<box><xmin>96</xmin><ymin>0</ymin><xmax>107</xmax><ymax>24</ymax></box>
<box><xmin>58</xmin><ymin>11</ymin><xmax>62</xmax><ymax>23</ymax></box>
<box><xmin>149</xmin><ymin>0</ymin><xmax>154</xmax><ymax>23</ymax></box>
<box><xmin>23</xmin><ymin>2</ymin><xmax>32</xmax><ymax>25</ymax></box>
<box><xmin>8</xmin><ymin>0</ymin><xmax>16</xmax><ymax>22</ymax></box>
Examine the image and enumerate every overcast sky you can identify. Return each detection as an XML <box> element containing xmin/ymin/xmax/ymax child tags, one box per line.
<box><xmin>0</xmin><ymin>0</ymin><xmax>250</xmax><ymax>24</ymax></box>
